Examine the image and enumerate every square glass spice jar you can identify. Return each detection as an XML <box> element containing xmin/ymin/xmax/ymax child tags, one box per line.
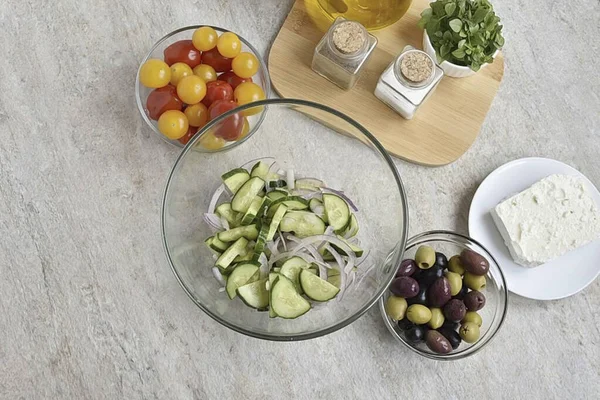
<box><xmin>311</xmin><ymin>17</ymin><xmax>378</xmax><ymax>90</ymax></box>
<box><xmin>374</xmin><ymin>45</ymin><xmax>444</xmax><ymax>119</ymax></box>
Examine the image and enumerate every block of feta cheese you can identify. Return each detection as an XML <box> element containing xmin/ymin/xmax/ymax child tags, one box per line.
<box><xmin>490</xmin><ymin>174</ymin><xmax>600</xmax><ymax>267</ymax></box>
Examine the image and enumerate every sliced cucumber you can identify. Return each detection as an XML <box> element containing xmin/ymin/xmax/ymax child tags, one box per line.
<box><xmin>217</xmin><ymin>225</ymin><xmax>259</xmax><ymax>242</ymax></box>
<box><xmin>268</xmin><ymin>272</ymin><xmax>279</xmax><ymax>318</ymax></box>
<box><xmin>327</xmin><ymin>274</ymin><xmax>341</xmax><ymax>288</ymax></box>
<box><xmin>268</xmin><ymin>180</ymin><xmax>287</xmax><ymax>188</ymax></box>
<box><xmin>331</xmin><ymin>235</ymin><xmax>364</xmax><ymax>257</ymax></box>
<box><xmin>309</xmin><ymin>198</ymin><xmax>327</xmax><ymax>222</ymax></box>
<box><xmin>279</xmin><ymin>256</ymin><xmax>309</xmax><ymax>293</ymax></box>
<box><xmin>215</xmin><ymin>203</ymin><xmax>238</xmax><ymax>226</ymax></box>
<box><xmin>208</xmin><ymin>235</ymin><xmax>229</xmax><ymax>252</ymax></box>
<box><xmin>343</xmin><ymin>214</ymin><xmax>359</xmax><ymax>238</ymax></box>
<box><xmin>231</xmin><ymin>177</ymin><xmax>265</xmax><ymax>213</ymax></box>
<box><xmin>241</xmin><ymin>196</ymin><xmax>265</xmax><ymax>225</ymax></box>
<box><xmin>295</xmin><ymin>178</ymin><xmax>325</xmax><ymax>190</ymax></box>
<box><xmin>300</xmin><ymin>269</ymin><xmax>340</xmax><ymax>301</ymax></box>
<box><xmin>237</xmin><ymin>278</ymin><xmax>269</xmax><ymax>309</ymax></box>
<box><xmin>204</xmin><ymin>237</ymin><xmax>223</xmax><ymax>254</ymax></box>
<box><xmin>270</xmin><ymin>275</ymin><xmax>311</xmax><ymax>319</ymax></box>
<box><xmin>234</xmin><ymin>248</ymin><xmax>255</xmax><ymax>263</ymax></box>
<box><xmin>266</xmin><ymin>204</ymin><xmax>288</xmax><ymax>241</ymax></box>
<box><xmin>226</xmin><ymin>263</ymin><xmax>259</xmax><ymax>299</ymax></box>
<box><xmin>323</xmin><ymin>193</ymin><xmax>350</xmax><ymax>232</ymax></box>
<box><xmin>266</xmin><ymin>189</ymin><xmax>288</xmax><ymax>201</ymax></box>
<box><xmin>250</xmin><ymin>161</ymin><xmax>270</xmax><ymax>180</ymax></box>
<box><xmin>254</xmin><ymin>224</ymin><xmax>269</xmax><ymax>254</ymax></box>
<box><xmin>215</xmin><ymin>237</ymin><xmax>248</xmax><ymax>270</ymax></box>
<box><xmin>257</xmin><ymin>197</ymin><xmax>272</xmax><ymax>218</ymax></box>
<box><xmin>280</xmin><ymin>211</ymin><xmax>326</xmax><ymax>238</ymax></box>
<box><xmin>222</xmin><ymin>168</ymin><xmax>250</xmax><ymax>194</ymax></box>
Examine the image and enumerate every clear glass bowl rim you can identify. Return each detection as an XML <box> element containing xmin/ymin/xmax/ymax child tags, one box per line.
<box><xmin>161</xmin><ymin>98</ymin><xmax>410</xmax><ymax>341</ymax></box>
<box><xmin>134</xmin><ymin>25</ymin><xmax>271</xmax><ymax>148</ymax></box>
<box><xmin>379</xmin><ymin>230</ymin><xmax>509</xmax><ymax>360</ymax></box>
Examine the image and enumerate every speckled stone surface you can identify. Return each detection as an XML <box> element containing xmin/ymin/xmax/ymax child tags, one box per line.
<box><xmin>1</xmin><ymin>0</ymin><xmax>599</xmax><ymax>398</ymax></box>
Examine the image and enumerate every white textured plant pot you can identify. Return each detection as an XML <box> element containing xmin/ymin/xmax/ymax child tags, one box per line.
<box><xmin>422</xmin><ymin>31</ymin><xmax>499</xmax><ymax>78</ymax></box>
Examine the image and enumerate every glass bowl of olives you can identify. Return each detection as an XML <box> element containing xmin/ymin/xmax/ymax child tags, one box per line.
<box><xmin>379</xmin><ymin>231</ymin><xmax>508</xmax><ymax>360</ymax></box>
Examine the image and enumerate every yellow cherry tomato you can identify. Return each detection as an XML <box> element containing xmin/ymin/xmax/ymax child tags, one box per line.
<box><xmin>139</xmin><ymin>59</ymin><xmax>171</xmax><ymax>88</ymax></box>
<box><xmin>176</xmin><ymin>75</ymin><xmax>207</xmax><ymax>104</ymax></box>
<box><xmin>184</xmin><ymin>103</ymin><xmax>209</xmax><ymax>127</ymax></box>
<box><xmin>157</xmin><ymin>110</ymin><xmax>189</xmax><ymax>139</ymax></box>
<box><xmin>169</xmin><ymin>62</ymin><xmax>193</xmax><ymax>86</ymax></box>
<box><xmin>198</xmin><ymin>131</ymin><xmax>225</xmax><ymax>150</ymax></box>
<box><xmin>232</xmin><ymin>52</ymin><xmax>259</xmax><ymax>79</ymax></box>
<box><xmin>193</xmin><ymin>64</ymin><xmax>217</xmax><ymax>83</ymax></box>
<box><xmin>192</xmin><ymin>26</ymin><xmax>218</xmax><ymax>51</ymax></box>
<box><xmin>237</xmin><ymin>118</ymin><xmax>250</xmax><ymax>140</ymax></box>
<box><xmin>217</xmin><ymin>32</ymin><xmax>242</xmax><ymax>58</ymax></box>
<box><xmin>233</xmin><ymin>82</ymin><xmax>266</xmax><ymax>116</ymax></box>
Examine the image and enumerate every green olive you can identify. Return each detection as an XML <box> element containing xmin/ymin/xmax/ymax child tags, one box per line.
<box><xmin>428</xmin><ymin>307</ymin><xmax>445</xmax><ymax>329</ymax></box>
<box><xmin>385</xmin><ymin>295</ymin><xmax>408</xmax><ymax>321</ymax></box>
<box><xmin>444</xmin><ymin>271</ymin><xmax>463</xmax><ymax>296</ymax></box>
<box><xmin>415</xmin><ymin>245</ymin><xmax>436</xmax><ymax>269</ymax></box>
<box><xmin>464</xmin><ymin>272</ymin><xmax>487</xmax><ymax>290</ymax></box>
<box><xmin>459</xmin><ymin>322</ymin><xmax>480</xmax><ymax>343</ymax></box>
<box><xmin>462</xmin><ymin>311</ymin><xmax>483</xmax><ymax>327</ymax></box>
<box><xmin>406</xmin><ymin>304</ymin><xmax>432</xmax><ymax>325</ymax></box>
<box><xmin>448</xmin><ymin>255</ymin><xmax>466</xmax><ymax>275</ymax></box>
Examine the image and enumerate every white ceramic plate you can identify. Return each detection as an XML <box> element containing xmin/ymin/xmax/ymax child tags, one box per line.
<box><xmin>468</xmin><ymin>157</ymin><xmax>600</xmax><ymax>300</ymax></box>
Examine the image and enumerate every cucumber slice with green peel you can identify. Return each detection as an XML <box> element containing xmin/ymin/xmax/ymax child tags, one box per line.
<box><xmin>279</xmin><ymin>256</ymin><xmax>309</xmax><ymax>293</ymax></box>
<box><xmin>268</xmin><ymin>272</ymin><xmax>279</xmax><ymax>318</ymax></box>
<box><xmin>268</xmin><ymin>180</ymin><xmax>287</xmax><ymax>188</ymax></box>
<box><xmin>208</xmin><ymin>235</ymin><xmax>229</xmax><ymax>252</ymax></box>
<box><xmin>215</xmin><ymin>237</ymin><xmax>248</xmax><ymax>270</ymax></box>
<box><xmin>300</xmin><ymin>269</ymin><xmax>340</xmax><ymax>301</ymax></box>
<box><xmin>215</xmin><ymin>203</ymin><xmax>238</xmax><ymax>226</ymax></box>
<box><xmin>268</xmin><ymin>196</ymin><xmax>309</xmax><ymax>214</ymax></box>
<box><xmin>205</xmin><ymin>237</ymin><xmax>223</xmax><ymax>254</ymax></box>
<box><xmin>280</xmin><ymin>211</ymin><xmax>326</xmax><ymax>238</ymax></box>
<box><xmin>270</xmin><ymin>275</ymin><xmax>311</xmax><ymax>319</ymax></box>
<box><xmin>231</xmin><ymin>177</ymin><xmax>265</xmax><ymax>213</ymax></box>
<box><xmin>217</xmin><ymin>225</ymin><xmax>259</xmax><ymax>242</ymax></box>
<box><xmin>254</xmin><ymin>224</ymin><xmax>269</xmax><ymax>254</ymax></box>
<box><xmin>323</xmin><ymin>193</ymin><xmax>350</xmax><ymax>232</ymax></box>
<box><xmin>257</xmin><ymin>197</ymin><xmax>272</xmax><ymax>218</ymax></box>
<box><xmin>343</xmin><ymin>214</ymin><xmax>359</xmax><ymax>238</ymax></box>
<box><xmin>222</xmin><ymin>168</ymin><xmax>250</xmax><ymax>194</ymax></box>
<box><xmin>327</xmin><ymin>274</ymin><xmax>341</xmax><ymax>289</ymax></box>
<box><xmin>237</xmin><ymin>278</ymin><xmax>269</xmax><ymax>309</ymax></box>
<box><xmin>309</xmin><ymin>198</ymin><xmax>327</xmax><ymax>222</ymax></box>
<box><xmin>295</xmin><ymin>178</ymin><xmax>325</xmax><ymax>190</ymax></box>
<box><xmin>234</xmin><ymin>249</ymin><xmax>255</xmax><ymax>263</ymax></box>
<box><xmin>250</xmin><ymin>161</ymin><xmax>270</xmax><ymax>180</ymax></box>
<box><xmin>266</xmin><ymin>189</ymin><xmax>288</xmax><ymax>201</ymax></box>
<box><xmin>266</xmin><ymin>204</ymin><xmax>288</xmax><ymax>241</ymax></box>
<box><xmin>331</xmin><ymin>235</ymin><xmax>364</xmax><ymax>257</ymax></box>
<box><xmin>226</xmin><ymin>263</ymin><xmax>259</xmax><ymax>299</ymax></box>
<box><xmin>241</xmin><ymin>196</ymin><xmax>265</xmax><ymax>225</ymax></box>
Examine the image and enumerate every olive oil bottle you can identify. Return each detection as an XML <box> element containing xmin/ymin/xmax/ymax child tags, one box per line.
<box><xmin>308</xmin><ymin>0</ymin><xmax>413</xmax><ymax>30</ymax></box>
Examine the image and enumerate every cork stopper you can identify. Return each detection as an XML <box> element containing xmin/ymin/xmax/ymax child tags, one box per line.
<box><xmin>332</xmin><ymin>21</ymin><xmax>366</xmax><ymax>54</ymax></box>
<box><xmin>400</xmin><ymin>52</ymin><xmax>433</xmax><ymax>83</ymax></box>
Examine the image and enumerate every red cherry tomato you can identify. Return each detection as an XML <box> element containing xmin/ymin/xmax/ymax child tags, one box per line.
<box><xmin>201</xmin><ymin>48</ymin><xmax>232</xmax><ymax>72</ymax></box>
<box><xmin>145</xmin><ymin>85</ymin><xmax>183</xmax><ymax>120</ymax></box>
<box><xmin>208</xmin><ymin>100</ymin><xmax>243</xmax><ymax>141</ymax></box>
<box><xmin>178</xmin><ymin>125</ymin><xmax>199</xmax><ymax>145</ymax></box>
<box><xmin>202</xmin><ymin>81</ymin><xmax>234</xmax><ymax>108</ymax></box>
<box><xmin>163</xmin><ymin>40</ymin><xmax>201</xmax><ymax>68</ymax></box>
<box><xmin>218</xmin><ymin>71</ymin><xmax>253</xmax><ymax>91</ymax></box>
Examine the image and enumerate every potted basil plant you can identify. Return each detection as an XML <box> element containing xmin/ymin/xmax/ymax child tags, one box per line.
<box><xmin>419</xmin><ymin>0</ymin><xmax>505</xmax><ymax>78</ymax></box>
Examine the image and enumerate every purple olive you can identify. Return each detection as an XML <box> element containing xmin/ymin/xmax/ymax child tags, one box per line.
<box><xmin>437</xmin><ymin>327</ymin><xmax>462</xmax><ymax>350</ymax></box>
<box><xmin>426</xmin><ymin>330</ymin><xmax>453</xmax><ymax>354</ymax></box>
<box><xmin>427</xmin><ymin>277</ymin><xmax>452</xmax><ymax>307</ymax></box>
<box><xmin>390</xmin><ymin>276</ymin><xmax>420</xmax><ymax>298</ymax></box>
<box><xmin>396</xmin><ymin>259</ymin><xmax>418</xmax><ymax>277</ymax></box>
<box><xmin>460</xmin><ymin>249</ymin><xmax>490</xmax><ymax>276</ymax></box>
<box><xmin>443</xmin><ymin>299</ymin><xmax>467</xmax><ymax>322</ymax></box>
<box><xmin>463</xmin><ymin>290</ymin><xmax>486</xmax><ymax>311</ymax></box>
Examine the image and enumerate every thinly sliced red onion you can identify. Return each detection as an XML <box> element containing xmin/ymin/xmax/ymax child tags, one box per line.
<box><xmin>321</xmin><ymin>187</ymin><xmax>359</xmax><ymax>212</ymax></box>
<box><xmin>219</xmin><ymin>215</ymin><xmax>230</xmax><ymax>231</ymax></box>
<box><xmin>208</xmin><ymin>184</ymin><xmax>227</xmax><ymax>213</ymax></box>
<box><xmin>325</xmin><ymin>245</ymin><xmax>346</xmax><ymax>297</ymax></box>
<box><xmin>291</xmin><ymin>188</ymin><xmax>320</xmax><ymax>197</ymax></box>
<box><xmin>344</xmin><ymin>254</ymin><xmax>355</xmax><ymax>274</ymax></box>
<box><xmin>287</xmin><ymin>169</ymin><xmax>295</xmax><ymax>190</ymax></box>
<box><xmin>212</xmin><ymin>267</ymin><xmax>226</xmax><ymax>287</ymax></box>
<box><xmin>258</xmin><ymin>253</ymin><xmax>269</xmax><ymax>279</ymax></box>
<box><xmin>203</xmin><ymin>213</ymin><xmax>224</xmax><ymax>231</ymax></box>
<box><xmin>278</xmin><ymin>230</ymin><xmax>287</xmax><ymax>252</ymax></box>
<box><xmin>240</xmin><ymin>156</ymin><xmax>275</xmax><ymax>170</ymax></box>
<box><xmin>218</xmin><ymin>287</ymin><xmax>226</xmax><ymax>293</ymax></box>
<box><xmin>290</xmin><ymin>235</ymin><xmax>354</xmax><ymax>257</ymax></box>
<box><xmin>356</xmin><ymin>249</ymin><xmax>371</xmax><ymax>267</ymax></box>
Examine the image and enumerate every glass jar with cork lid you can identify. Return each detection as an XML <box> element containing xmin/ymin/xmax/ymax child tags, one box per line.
<box><xmin>375</xmin><ymin>46</ymin><xmax>444</xmax><ymax>119</ymax></box>
<box><xmin>311</xmin><ymin>17</ymin><xmax>377</xmax><ymax>90</ymax></box>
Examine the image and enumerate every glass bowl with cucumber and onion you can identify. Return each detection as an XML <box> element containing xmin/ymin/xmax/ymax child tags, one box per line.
<box><xmin>162</xmin><ymin>98</ymin><xmax>408</xmax><ymax>341</ymax></box>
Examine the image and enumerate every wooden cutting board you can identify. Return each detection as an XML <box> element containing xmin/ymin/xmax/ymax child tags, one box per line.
<box><xmin>268</xmin><ymin>0</ymin><xmax>504</xmax><ymax>166</ymax></box>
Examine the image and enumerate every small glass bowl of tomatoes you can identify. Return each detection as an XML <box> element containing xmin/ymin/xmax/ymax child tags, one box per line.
<box><xmin>135</xmin><ymin>25</ymin><xmax>270</xmax><ymax>148</ymax></box>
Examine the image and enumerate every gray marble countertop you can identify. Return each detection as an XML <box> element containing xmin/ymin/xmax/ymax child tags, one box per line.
<box><xmin>1</xmin><ymin>0</ymin><xmax>599</xmax><ymax>398</ymax></box>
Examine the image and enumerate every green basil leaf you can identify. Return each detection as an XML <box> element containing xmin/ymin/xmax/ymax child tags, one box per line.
<box><xmin>452</xmin><ymin>48</ymin><xmax>466</xmax><ymax>59</ymax></box>
<box><xmin>458</xmin><ymin>39</ymin><xmax>466</xmax><ymax>48</ymax></box>
<box><xmin>440</xmin><ymin>43</ymin><xmax>451</xmax><ymax>57</ymax></box>
<box><xmin>421</xmin><ymin>8</ymin><xmax>433</xmax><ymax>19</ymax></box>
<box><xmin>445</xmin><ymin>3</ymin><xmax>456</xmax><ymax>16</ymax></box>
<box><xmin>449</xmin><ymin>19</ymin><xmax>463</xmax><ymax>32</ymax></box>
<box><xmin>473</xmin><ymin>7</ymin><xmax>488</xmax><ymax>23</ymax></box>
<box><xmin>443</xmin><ymin>30</ymin><xmax>453</xmax><ymax>41</ymax></box>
